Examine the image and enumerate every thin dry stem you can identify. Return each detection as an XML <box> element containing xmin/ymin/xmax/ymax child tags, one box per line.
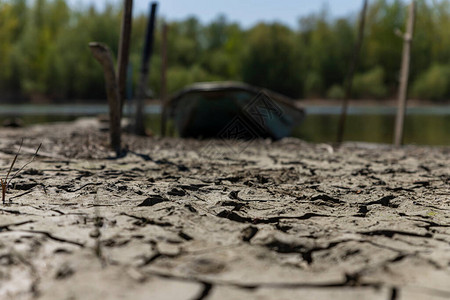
<box><xmin>5</xmin><ymin>139</ymin><xmax>23</xmax><ymax>183</ymax></box>
<box><xmin>1</xmin><ymin>179</ymin><xmax>6</xmax><ymax>204</ymax></box>
<box><xmin>2</xmin><ymin>141</ymin><xmax>41</xmax><ymax>204</ymax></box>
<box><xmin>8</xmin><ymin>143</ymin><xmax>41</xmax><ymax>186</ymax></box>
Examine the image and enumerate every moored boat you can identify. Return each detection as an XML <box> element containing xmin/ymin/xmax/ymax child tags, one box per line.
<box><xmin>166</xmin><ymin>82</ymin><xmax>305</xmax><ymax>140</ymax></box>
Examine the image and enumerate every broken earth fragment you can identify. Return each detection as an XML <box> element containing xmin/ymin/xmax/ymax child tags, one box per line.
<box><xmin>137</xmin><ymin>195</ymin><xmax>168</xmax><ymax>206</ymax></box>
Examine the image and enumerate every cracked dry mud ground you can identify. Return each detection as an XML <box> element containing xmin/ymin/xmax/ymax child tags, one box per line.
<box><xmin>0</xmin><ymin>119</ymin><xmax>449</xmax><ymax>300</ymax></box>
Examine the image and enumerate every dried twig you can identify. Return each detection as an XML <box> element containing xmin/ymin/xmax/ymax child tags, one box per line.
<box><xmin>8</xmin><ymin>143</ymin><xmax>41</xmax><ymax>187</ymax></box>
<box><xmin>5</xmin><ymin>139</ymin><xmax>23</xmax><ymax>183</ymax></box>
<box><xmin>89</xmin><ymin>42</ymin><xmax>122</xmax><ymax>154</ymax></box>
<box><xmin>1</xmin><ymin>141</ymin><xmax>41</xmax><ymax>204</ymax></box>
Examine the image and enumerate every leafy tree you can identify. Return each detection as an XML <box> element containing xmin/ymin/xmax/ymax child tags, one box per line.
<box><xmin>0</xmin><ymin>1</ymin><xmax>21</xmax><ymax>90</ymax></box>
<box><xmin>353</xmin><ymin>66</ymin><xmax>388</xmax><ymax>99</ymax></box>
<box><xmin>411</xmin><ymin>64</ymin><xmax>450</xmax><ymax>101</ymax></box>
<box><xmin>363</xmin><ymin>0</ymin><xmax>404</xmax><ymax>92</ymax></box>
<box><xmin>0</xmin><ymin>0</ymin><xmax>450</xmax><ymax>102</ymax></box>
<box><xmin>242</xmin><ymin>23</ymin><xmax>302</xmax><ymax>97</ymax></box>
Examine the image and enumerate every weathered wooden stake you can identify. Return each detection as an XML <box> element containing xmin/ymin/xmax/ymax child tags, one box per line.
<box><xmin>160</xmin><ymin>23</ymin><xmax>169</xmax><ymax>136</ymax></box>
<box><xmin>135</xmin><ymin>2</ymin><xmax>158</xmax><ymax>136</ymax></box>
<box><xmin>336</xmin><ymin>0</ymin><xmax>368</xmax><ymax>145</ymax></box>
<box><xmin>89</xmin><ymin>42</ymin><xmax>122</xmax><ymax>153</ymax></box>
<box><xmin>394</xmin><ymin>1</ymin><xmax>416</xmax><ymax>147</ymax></box>
<box><xmin>117</xmin><ymin>0</ymin><xmax>133</xmax><ymax>115</ymax></box>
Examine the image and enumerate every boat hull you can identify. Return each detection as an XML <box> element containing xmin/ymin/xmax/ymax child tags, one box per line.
<box><xmin>168</xmin><ymin>82</ymin><xmax>305</xmax><ymax>140</ymax></box>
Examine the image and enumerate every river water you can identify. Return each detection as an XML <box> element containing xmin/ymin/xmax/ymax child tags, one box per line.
<box><xmin>0</xmin><ymin>104</ymin><xmax>448</xmax><ymax>145</ymax></box>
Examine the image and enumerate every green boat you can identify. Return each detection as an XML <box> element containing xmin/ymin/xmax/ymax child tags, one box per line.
<box><xmin>166</xmin><ymin>82</ymin><xmax>305</xmax><ymax>140</ymax></box>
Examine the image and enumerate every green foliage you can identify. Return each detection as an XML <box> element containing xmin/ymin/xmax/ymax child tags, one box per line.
<box><xmin>304</xmin><ymin>72</ymin><xmax>323</xmax><ymax>98</ymax></box>
<box><xmin>0</xmin><ymin>2</ymin><xmax>20</xmax><ymax>88</ymax></box>
<box><xmin>167</xmin><ymin>65</ymin><xmax>221</xmax><ymax>93</ymax></box>
<box><xmin>242</xmin><ymin>23</ymin><xmax>302</xmax><ymax>97</ymax></box>
<box><xmin>363</xmin><ymin>0</ymin><xmax>404</xmax><ymax>89</ymax></box>
<box><xmin>327</xmin><ymin>84</ymin><xmax>345</xmax><ymax>100</ymax></box>
<box><xmin>411</xmin><ymin>64</ymin><xmax>450</xmax><ymax>101</ymax></box>
<box><xmin>0</xmin><ymin>0</ymin><xmax>449</xmax><ymax>102</ymax></box>
<box><xmin>0</xmin><ymin>0</ymin><xmax>122</xmax><ymax>99</ymax></box>
<box><xmin>300</xmin><ymin>12</ymin><xmax>355</xmax><ymax>96</ymax></box>
<box><xmin>353</xmin><ymin>67</ymin><xmax>387</xmax><ymax>99</ymax></box>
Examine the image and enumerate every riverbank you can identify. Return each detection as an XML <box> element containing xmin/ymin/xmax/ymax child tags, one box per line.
<box><xmin>0</xmin><ymin>118</ymin><xmax>449</xmax><ymax>300</ymax></box>
<box><xmin>1</xmin><ymin>103</ymin><xmax>449</xmax><ymax>145</ymax></box>
<box><xmin>1</xmin><ymin>97</ymin><xmax>449</xmax><ymax>107</ymax></box>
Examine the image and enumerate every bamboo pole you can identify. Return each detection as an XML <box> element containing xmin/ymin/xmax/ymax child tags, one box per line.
<box><xmin>394</xmin><ymin>1</ymin><xmax>416</xmax><ymax>147</ymax></box>
<box><xmin>336</xmin><ymin>0</ymin><xmax>368</xmax><ymax>145</ymax></box>
<box><xmin>117</xmin><ymin>0</ymin><xmax>133</xmax><ymax>115</ymax></box>
<box><xmin>89</xmin><ymin>42</ymin><xmax>122</xmax><ymax>154</ymax></box>
<box><xmin>160</xmin><ymin>23</ymin><xmax>168</xmax><ymax>136</ymax></box>
<box><xmin>135</xmin><ymin>2</ymin><xmax>158</xmax><ymax>136</ymax></box>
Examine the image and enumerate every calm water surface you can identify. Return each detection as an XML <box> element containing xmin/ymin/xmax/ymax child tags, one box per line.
<box><xmin>0</xmin><ymin>104</ymin><xmax>448</xmax><ymax>145</ymax></box>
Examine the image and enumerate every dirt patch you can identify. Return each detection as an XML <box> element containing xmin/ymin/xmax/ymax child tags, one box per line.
<box><xmin>0</xmin><ymin>118</ymin><xmax>449</xmax><ymax>300</ymax></box>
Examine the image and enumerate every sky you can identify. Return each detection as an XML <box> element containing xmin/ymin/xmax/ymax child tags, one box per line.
<box><xmin>66</xmin><ymin>0</ymin><xmax>369</xmax><ymax>28</ymax></box>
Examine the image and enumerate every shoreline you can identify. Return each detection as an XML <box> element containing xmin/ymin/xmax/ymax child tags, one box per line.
<box><xmin>1</xmin><ymin>98</ymin><xmax>449</xmax><ymax>107</ymax></box>
<box><xmin>0</xmin><ymin>118</ymin><xmax>449</xmax><ymax>300</ymax></box>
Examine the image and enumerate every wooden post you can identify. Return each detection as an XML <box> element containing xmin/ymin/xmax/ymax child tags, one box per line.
<box><xmin>394</xmin><ymin>1</ymin><xmax>415</xmax><ymax>147</ymax></box>
<box><xmin>336</xmin><ymin>0</ymin><xmax>368</xmax><ymax>145</ymax></box>
<box><xmin>89</xmin><ymin>42</ymin><xmax>122</xmax><ymax>154</ymax></box>
<box><xmin>117</xmin><ymin>0</ymin><xmax>133</xmax><ymax>115</ymax></box>
<box><xmin>135</xmin><ymin>2</ymin><xmax>158</xmax><ymax>136</ymax></box>
<box><xmin>160</xmin><ymin>23</ymin><xmax>168</xmax><ymax>136</ymax></box>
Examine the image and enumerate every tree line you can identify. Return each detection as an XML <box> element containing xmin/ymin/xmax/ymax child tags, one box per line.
<box><xmin>0</xmin><ymin>0</ymin><xmax>449</xmax><ymax>102</ymax></box>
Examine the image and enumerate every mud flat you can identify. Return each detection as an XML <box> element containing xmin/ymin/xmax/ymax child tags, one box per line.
<box><xmin>0</xmin><ymin>118</ymin><xmax>449</xmax><ymax>300</ymax></box>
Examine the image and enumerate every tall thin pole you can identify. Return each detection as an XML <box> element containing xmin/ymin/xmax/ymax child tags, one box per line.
<box><xmin>117</xmin><ymin>0</ymin><xmax>133</xmax><ymax>115</ymax></box>
<box><xmin>89</xmin><ymin>42</ymin><xmax>122</xmax><ymax>154</ymax></box>
<box><xmin>160</xmin><ymin>23</ymin><xmax>168</xmax><ymax>136</ymax></box>
<box><xmin>135</xmin><ymin>2</ymin><xmax>158</xmax><ymax>136</ymax></box>
<box><xmin>394</xmin><ymin>1</ymin><xmax>416</xmax><ymax>147</ymax></box>
<box><xmin>336</xmin><ymin>0</ymin><xmax>368</xmax><ymax>145</ymax></box>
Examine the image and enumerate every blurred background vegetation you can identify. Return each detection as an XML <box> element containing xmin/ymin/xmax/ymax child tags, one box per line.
<box><xmin>0</xmin><ymin>0</ymin><xmax>449</xmax><ymax>103</ymax></box>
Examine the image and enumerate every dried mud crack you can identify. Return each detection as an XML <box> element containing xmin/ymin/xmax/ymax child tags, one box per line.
<box><xmin>0</xmin><ymin>118</ymin><xmax>449</xmax><ymax>300</ymax></box>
